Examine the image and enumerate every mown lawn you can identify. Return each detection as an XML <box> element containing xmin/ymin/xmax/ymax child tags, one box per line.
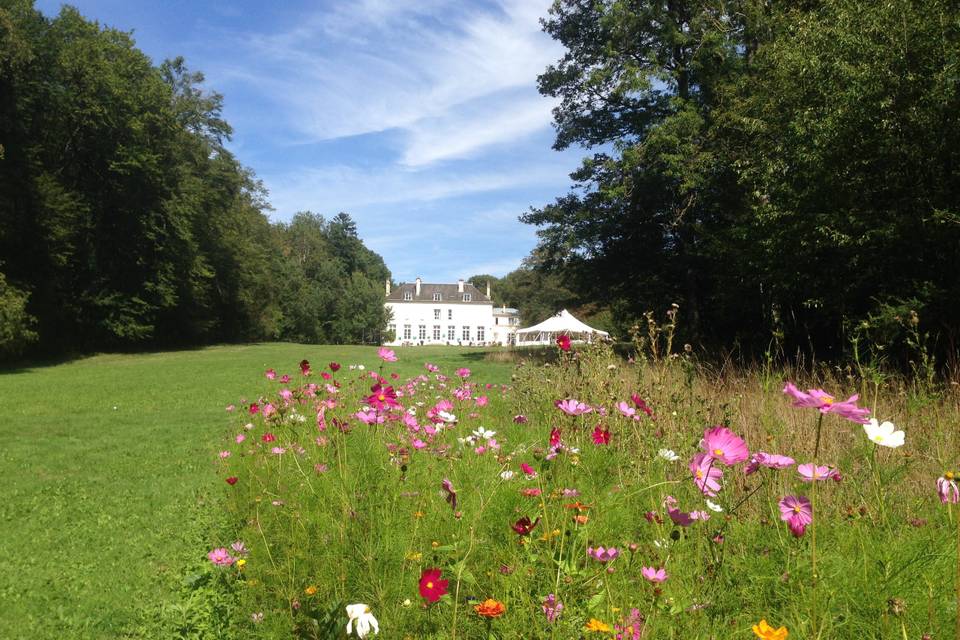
<box><xmin>0</xmin><ymin>344</ymin><xmax>513</xmax><ymax>639</ymax></box>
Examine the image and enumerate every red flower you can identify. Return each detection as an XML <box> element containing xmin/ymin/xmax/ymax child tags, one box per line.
<box><xmin>225</xmin><ymin>477</ymin><xmax>238</xmax><ymax>485</ymax></box>
<box><xmin>512</xmin><ymin>516</ymin><xmax>540</xmax><ymax>535</ymax></box>
<box><xmin>631</xmin><ymin>394</ymin><xmax>654</xmax><ymax>418</ymax></box>
<box><xmin>299</xmin><ymin>359</ymin><xmax>311</xmax><ymax>376</ymax></box>
<box><xmin>261</xmin><ymin>433</ymin><xmax>276</xmax><ymax>443</ymax></box>
<box><xmin>418</xmin><ymin>568</ymin><xmax>449</xmax><ymax>603</ymax></box>
<box><xmin>249</xmin><ymin>402</ymin><xmax>260</xmax><ymax>415</ymax></box>
<box><xmin>556</xmin><ymin>334</ymin><xmax>571</xmax><ymax>352</ymax></box>
<box><xmin>549</xmin><ymin>427</ymin><xmax>562</xmax><ymax>448</ymax></box>
<box><xmin>329</xmin><ymin>361</ymin><xmax>341</xmax><ymax>372</ymax></box>
<box><xmin>591</xmin><ymin>425</ymin><xmax>611</xmax><ymax>445</ymax></box>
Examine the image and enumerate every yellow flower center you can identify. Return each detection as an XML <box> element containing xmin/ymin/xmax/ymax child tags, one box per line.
<box><xmin>793</xmin><ymin>505</ymin><xmax>801</xmax><ymax>513</ymax></box>
<box><xmin>696</xmin><ymin>470</ymin><xmax>704</xmax><ymax>479</ymax></box>
<box><xmin>378</xmin><ymin>394</ymin><xmax>385</xmax><ymax>401</ymax></box>
<box><xmin>364</xmin><ymin>606</ymin><xmax>370</xmax><ymax>614</ymax></box>
<box><xmin>873</xmin><ymin>435</ymin><xmax>883</xmax><ymax>442</ymax></box>
<box><xmin>713</xmin><ymin>448</ymin><xmax>724</xmax><ymax>457</ymax></box>
<box><xmin>822</xmin><ymin>395</ymin><xmax>834</xmax><ymax>405</ymax></box>
<box><xmin>947</xmin><ymin>471</ymin><xmax>955</xmax><ymax>480</ymax></box>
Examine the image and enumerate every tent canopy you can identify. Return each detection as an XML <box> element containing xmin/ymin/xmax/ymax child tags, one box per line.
<box><xmin>515</xmin><ymin>309</ymin><xmax>609</xmax><ymax>344</ymax></box>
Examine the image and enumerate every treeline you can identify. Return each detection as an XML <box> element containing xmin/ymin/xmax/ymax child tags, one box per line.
<box><xmin>0</xmin><ymin>2</ymin><xmax>389</xmax><ymax>357</ymax></box>
<box><xmin>522</xmin><ymin>0</ymin><xmax>960</xmax><ymax>364</ymax></box>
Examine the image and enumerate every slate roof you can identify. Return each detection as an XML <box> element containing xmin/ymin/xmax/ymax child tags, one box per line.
<box><xmin>386</xmin><ymin>282</ymin><xmax>491</xmax><ymax>304</ymax></box>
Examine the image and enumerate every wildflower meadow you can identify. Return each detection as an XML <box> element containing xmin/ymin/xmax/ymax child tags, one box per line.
<box><xmin>202</xmin><ymin>341</ymin><xmax>959</xmax><ymax>639</ymax></box>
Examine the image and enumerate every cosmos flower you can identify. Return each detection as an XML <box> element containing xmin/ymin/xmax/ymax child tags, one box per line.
<box><xmin>418</xmin><ymin>568</ymin><xmax>449</xmax><ymax>603</ymax></box>
<box><xmin>265</xmin><ymin>369</ymin><xmax>276</xmax><ymax>380</ymax></box>
<box><xmin>377</xmin><ymin>347</ymin><xmax>397</xmax><ymax>362</ymax></box>
<box><xmin>587</xmin><ymin>546</ymin><xmax>620</xmax><ymax>562</ymax></box>
<box><xmin>299</xmin><ymin>359</ymin><xmax>310</xmax><ymax>376</ymax></box>
<box><xmin>778</xmin><ymin>495</ymin><xmax>813</xmax><ymax>537</ymax></box>
<box><xmin>473</xmin><ymin>599</ymin><xmax>505</xmax><ymax>618</ymax></box>
<box><xmin>744</xmin><ymin>452</ymin><xmax>796</xmax><ymax>475</ymax></box>
<box><xmin>365</xmin><ymin>384</ymin><xmax>400</xmax><ymax>410</ymax></box>
<box><xmin>862</xmin><ymin>419</ymin><xmax>905</xmax><ymax>448</ymax></box>
<box><xmin>441</xmin><ymin>478</ymin><xmax>457</xmax><ymax>511</ymax></box>
<box><xmin>797</xmin><ymin>463</ymin><xmax>838</xmax><ymax>482</ymax></box>
<box><xmin>556</xmin><ymin>334</ymin><xmax>571</xmax><ymax>351</ymax></box>
<box><xmin>937</xmin><ymin>472</ymin><xmax>959</xmax><ymax>504</ymax></box>
<box><xmin>591</xmin><ymin>425</ymin><xmax>611</xmax><ymax>445</ymax></box>
<box><xmin>641</xmin><ymin>567</ymin><xmax>668</xmax><ymax>583</ymax></box>
<box><xmin>689</xmin><ymin>453</ymin><xmax>723</xmax><ymax>496</ymax></box>
<box><xmin>328</xmin><ymin>361</ymin><xmax>341</xmax><ymax>372</ymax></box>
<box><xmin>455</xmin><ymin>368</ymin><xmax>471</xmax><ymax>378</ymax></box>
<box><xmin>345</xmin><ymin>604</ymin><xmax>379</xmax><ymax>638</ymax></box>
<box><xmin>225</xmin><ymin>476</ymin><xmax>238</xmax><ymax>485</ymax></box>
<box><xmin>658</xmin><ymin>448</ymin><xmax>680</xmax><ymax>462</ymax></box>
<box><xmin>512</xmin><ymin>516</ymin><xmax>540</xmax><ymax>535</ymax></box>
<box><xmin>630</xmin><ymin>393</ymin><xmax>655</xmax><ymax>417</ymax></box>
<box><xmin>207</xmin><ymin>548</ymin><xmax>235</xmax><ymax>566</ymax></box>
<box><xmin>555</xmin><ymin>399</ymin><xmax>593</xmax><ymax>416</ymax></box>
<box><xmin>782</xmin><ymin>382</ymin><xmax>870</xmax><ymax>423</ymax></box>
<box><xmin>752</xmin><ymin>619</ymin><xmax>788</xmax><ymax>639</ymax></box>
<box><xmin>701</xmin><ymin>426</ymin><xmax>750</xmax><ymax>465</ymax></box>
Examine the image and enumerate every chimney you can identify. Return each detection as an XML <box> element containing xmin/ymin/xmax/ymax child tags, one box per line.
<box><xmin>486</xmin><ymin>281</ymin><xmax>491</xmax><ymax>298</ymax></box>
<box><xmin>457</xmin><ymin>279</ymin><xmax>464</xmax><ymax>293</ymax></box>
<box><xmin>385</xmin><ymin>278</ymin><xmax>391</xmax><ymax>296</ymax></box>
<box><xmin>415</xmin><ymin>277</ymin><xmax>421</xmax><ymax>296</ymax></box>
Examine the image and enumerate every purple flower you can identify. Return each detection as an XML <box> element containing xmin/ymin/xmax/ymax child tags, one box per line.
<box><xmin>207</xmin><ymin>548</ymin><xmax>235</xmax><ymax>566</ymax></box>
<box><xmin>542</xmin><ymin>593</ymin><xmax>563</xmax><ymax>623</ymax></box>
<box><xmin>778</xmin><ymin>495</ymin><xmax>813</xmax><ymax>537</ymax></box>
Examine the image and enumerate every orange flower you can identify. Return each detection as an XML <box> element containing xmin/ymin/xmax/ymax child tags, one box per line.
<box><xmin>573</xmin><ymin>514</ymin><xmax>589</xmax><ymax>525</ymax></box>
<box><xmin>752</xmin><ymin>619</ymin><xmax>788</xmax><ymax>639</ymax></box>
<box><xmin>473</xmin><ymin>598</ymin><xmax>506</xmax><ymax>618</ymax></box>
<box><xmin>564</xmin><ymin>501</ymin><xmax>592</xmax><ymax>512</ymax></box>
<box><xmin>585</xmin><ymin>618</ymin><xmax>612</xmax><ymax>632</ymax></box>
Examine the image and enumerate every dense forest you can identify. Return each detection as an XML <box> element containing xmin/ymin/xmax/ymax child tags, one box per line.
<box><xmin>0</xmin><ymin>2</ymin><xmax>390</xmax><ymax>357</ymax></box>
<box><xmin>515</xmin><ymin>0</ymin><xmax>960</xmax><ymax>365</ymax></box>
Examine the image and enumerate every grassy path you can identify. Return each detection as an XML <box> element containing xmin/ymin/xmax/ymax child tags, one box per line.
<box><xmin>0</xmin><ymin>344</ymin><xmax>512</xmax><ymax>639</ymax></box>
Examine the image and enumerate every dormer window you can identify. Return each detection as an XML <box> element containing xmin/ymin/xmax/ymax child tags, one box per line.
<box><xmin>463</xmin><ymin>293</ymin><xmax>472</xmax><ymax>302</ymax></box>
<box><xmin>433</xmin><ymin>293</ymin><xmax>442</xmax><ymax>301</ymax></box>
<box><xmin>403</xmin><ymin>291</ymin><xmax>413</xmax><ymax>301</ymax></box>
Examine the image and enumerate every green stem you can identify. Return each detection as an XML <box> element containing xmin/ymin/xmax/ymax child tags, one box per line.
<box><xmin>813</xmin><ymin>412</ymin><xmax>825</xmax><ymax>459</ymax></box>
<box><xmin>811</xmin><ymin>482</ymin><xmax>819</xmax><ymax>637</ymax></box>
<box><xmin>955</xmin><ymin>502</ymin><xmax>959</xmax><ymax>640</ymax></box>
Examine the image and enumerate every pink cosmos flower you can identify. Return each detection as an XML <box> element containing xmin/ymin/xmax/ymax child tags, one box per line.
<box><xmin>225</xmin><ymin>404</ymin><xmax>235</xmax><ymax>412</ymax></box>
<box><xmin>542</xmin><ymin>593</ymin><xmax>563</xmax><ymax>623</ymax></box>
<box><xmin>365</xmin><ymin>384</ymin><xmax>400</xmax><ymax>410</ymax></box>
<box><xmin>279</xmin><ymin>374</ymin><xmax>290</xmax><ymax>384</ymax></box>
<box><xmin>265</xmin><ymin>369</ymin><xmax>276</xmax><ymax>380</ymax></box>
<box><xmin>235</xmin><ymin>434</ymin><xmax>246</xmax><ymax>444</ymax></box>
<box><xmin>412</xmin><ymin>439</ymin><xmax>427</xmax><ymax>449</ymax></box>
<box><xmin>937</xmin><ymin>473</ymin><xmax>959</xmax><ymax>504</ymax></box>
<box><xmin>207</xmin><ymin>548</ymin><xmax>235</xmax><ymax>566</ymax></box>
<box><xmin>218</xmin><ymin>450</ymin><xmax>231</xmax><ymax>459</ymax></box>
<box><xmin>521</xmin><ymin>487</ymin><xmax>542</xmax><ymax>497</ymax></box>
<box><xmin>779</xmin><ymin>495</ymin><xmax>813</xmax><ymax>537</ymax></box>
<box><xmin>689</xmin><ymin>453</ymin><xmax>723</xmax><ymax>496</ymax></box>
<box><xmin>555</xmin><ymin>398</ymin><xmax>593</xmax><ymax>416</ymax></box>
<box><xmin>230</xmin><ymin>541</ymin><xmax>249</xmax><ymax>556</ymax></box>
<box><xmin>441</xmin><ymin>478</ymin><xmax>457</xmax><ymax>511</ymax></box>
<box><xmin>615</xmin><ymin>401</ymin><xmax>638</xmax><ymax>419</ymax></box>
<box><xmin>299</xmin><ymin>359</ymin><xmax>310</xmax><ymax>376</ymax></box>
<box><xmin>455</xmin><ymin>368</ymin><xmax>471</xmax><ymax>378</ymax></box>
<box><xmin>271</xmin><ymin>446</ymin><xmax>285</xmax><ymax>455</ymax></box>
<box><xmin>354</xmin><ymin>409</ymin><xmax>385</xmax><ymax>425</ymax></box>
<box><xmin>425</xmin><ymin>363</ymin><xmax>440</xmax><ymax>372</ymax></box>
<box><xmin>641</xmin><ymin>567</ymin><xmax>668</xmax><ymax>583</ymax></box>
<box><xmin>744</xmin><ymin>452</ymin><xmax>796</xmax><ymax>475</ymax></box>
<box><xmin>261</xmin><ymin>432</ymin><xmax>276</xmax><ymax>443</ymax></box>
<box><xmin>587</xmin><ymin>546</ymin><xmax>620</xmax><ymax>562</ymax></box>
<box><xmin>797</xmin><ymin>463</ymin><xmax>838</xmax><ymax>482</ymax></box>
<box><xmin>631</xmin><ymin>393</ymin><xmax>655</xmax><ymax>417</ymax></box>
<box><xmin>701</xmin><ymin>426</ymin><xmax>750</xmax><ymax>465</ymax></box>
<box><xmin>262</xmin><ymin>403</ymin><xmax>276</xmax><ymax>418</ymax></box>
<box><xmin>520</xmin><ymin>462</ymin><xmax>537</xmax><ymax>477</ymax></box>
<box><xmin>782</xmin><ymin>382</ymin><xmax>871</xmax><ymax>424</ymax></box>
<box><xmin>378</xmin><ymin>347</ymin><xmax>398</xmax><ymax>362</ymax></box>
<box><xmin>474</xmin><ymin>395</ymin><xmax>489</xmax><ymax>407</ymax></box>
<box><xmin>664</xmin><ymin>496</ymin><xmax>710</xmax><ymax>527</ymax></box>
<box><xmin>592</xmin><ymin>425</ymin><xmax>611</xmax><ymax>445</ymax></box>
<box><xmin>249</xmin><ymin>402</ymin><xmax>260</xmax><ymax>415</ymax></box>
<box><xmin>278</xmin><ymin>388</ymin><xmax>293</xmax><ymax>402</ymax></box>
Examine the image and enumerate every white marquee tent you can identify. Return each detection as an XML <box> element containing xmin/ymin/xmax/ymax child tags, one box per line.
<box><xmin>515</xmin><ymin>309</ymin><xmax>610</xmax><ymax>346</ymax></box>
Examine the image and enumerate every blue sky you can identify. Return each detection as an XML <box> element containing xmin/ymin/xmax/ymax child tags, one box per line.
<box><xmin>35</xmin><ymin>0</ymin><xmax>587</xmax><ymax>283</ymax></box>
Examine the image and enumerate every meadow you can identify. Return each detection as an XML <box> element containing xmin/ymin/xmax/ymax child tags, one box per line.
<box><xmin>0</xmin><ymin>344</ymin><xmax>512</xmax><ymax>639</ymax></box>
<box><xmin>1</xmin><ymin>341</ymin><xmax>957</xmax><ymax>639</ymax></box>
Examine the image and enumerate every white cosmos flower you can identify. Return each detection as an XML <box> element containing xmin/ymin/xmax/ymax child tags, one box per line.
<box><xmin>500</xmin><ymin>470</ymin><xmax>515</xmax><ymax>480</ymax></box>
<box><xmin>863</xmin><ymin>418</ymin><xmax>905</xmax><ymax>448</ymax></box>
<box><xmin>346</xmin><ymin>604</ymin><xmax>379</xmax><ymax>638</ymax></box>
<box><xmin>473</xmin><ymin>428</ymin><xmax>496</xmax><ymax>440</ymax></box>
<box><xmin>437</xmin><ymin>411</ymin><xmax>457</xmax><ymax>423</ymax></box>
<box><xmin>658</xmin><ymin>448</ymin><xmax>680</xmax><ymax>462</ymax></box>
<box><xmin>705</xmin><ymin>499</ymin><xmax>723</xmax><ymax>512</ymax></box>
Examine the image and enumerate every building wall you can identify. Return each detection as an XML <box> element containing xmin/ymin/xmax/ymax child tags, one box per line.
<box><xmin>385</xmin><ymin>301</ymin><xmax>496</xmax><ymax>346</ymax></box>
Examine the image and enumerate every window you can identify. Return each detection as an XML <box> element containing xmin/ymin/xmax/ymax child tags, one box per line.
<box><xmin>462</xmin><ymin>325</ymin><xmax>470</xmax><ymax>341</ymax></box>
<box><xmin>388</xmin><ymin>324</ymin><xmax>396</xmax><ymax>337</ymax></box>
<box><xmin>403</xmin><ymin>325</ymin><xmax>411</xmax><ymax>340</ymax></box>
<box><xmin>418</xmin><ymin>325</ymin><xmax>426</xmax><ymax>340</ymax></box>
<box><xmin>403</xmin><ymin>291</ymin><xmax>413</xmax><ymax>301</ymax></box>
<box><xmin>477</xmin><ymin>326</ymin><xmax>485</xmax><ymax>341</ymax></box>
<box><xmin>463</xmin><ymin>293</ymin><xmax>472</xmax><ymax>302</ymax></box>
<box><xmin>434</xmin><ymin>308</ymin><xmax>440</xmax><ymax>320</ymax></box>
<box><xmin>447</xmin><ymin>325</ymin><xmax>456</xmax><ymax>340</ymax></box>
<box><xmin>448</xmin><ymin>309</ymin><xmax>453</xmax><ymax>320</ymax></box>
<box><xmin>433</xmin><ymin>293</ymin><xmax>442</xmax><ymax>301</ymax></box>
<box><xmin>433</xmin><ymin>325</ymin><xmax>441</xmax><ymax>340</ymax></box>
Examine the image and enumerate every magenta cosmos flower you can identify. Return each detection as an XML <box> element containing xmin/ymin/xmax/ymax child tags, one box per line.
<box><xmin>365</xmin><ymin>383</ymin><xmax>400</xmax><ymax>410</ymax></box>
<box><xmin>689</xmin><ymin>452</ymin><xmax>723</xmax><ymax>496</ymax></box>
<box><xmin>937</xmin><ymin>472</ymin><xmax>959</xmax><ymax>504</ymax></box>
<box><xmin>744</xmin><ymin>452</ymin><xmax>796</xmax><ymax>475</ymax></box>
<box><xmin>797</xmin><ymin>463</ymin><xmax>838</xmax><ymax>482</ymax></box>
<box><xmin>701</xmin><ymin>426</ymin><xmax>750</xmax><ymax>465</ymax></box>
<box><xmin>555</xmin><ymin>398</ymin><xmax>593</xmax><ymax>416</ymax></box>
<box><xmin>641</xmin><ymin>567</ymin><xmax>668</xmax><ymax>583</ymax></box>
<box><xmin>782</xmin><ymin>382</ymin><xmax>871</xmax><ymax>424</ymax></box>
<box><xmin>591</xmin><ymin>425</ymin><xmax>611</xmax><ymax>445</ymax></box>
<box><xmin>778</xmin><ymin>495</ymin><xmax>813</xmax><ymax>537</ymax></box>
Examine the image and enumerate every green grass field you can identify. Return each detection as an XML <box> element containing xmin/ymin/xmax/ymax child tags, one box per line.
<box><xmin>0</xmin><ymin>344</ymin><xmax>514</xmax><ymax>639</ymax></box>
